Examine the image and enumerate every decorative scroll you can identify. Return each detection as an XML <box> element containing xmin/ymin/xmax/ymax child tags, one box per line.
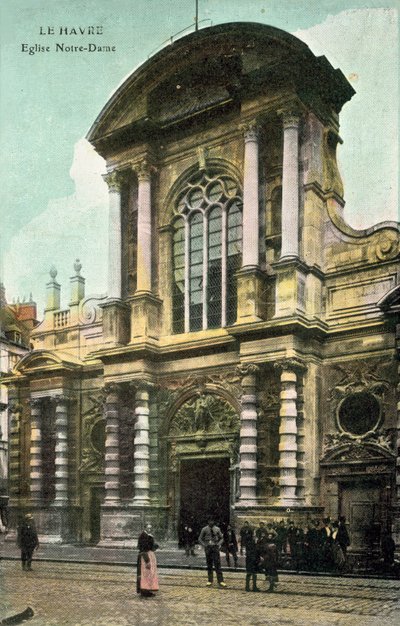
<box><xmin>78</xmin><ymin>294</ymin><xmax>108</xmax><ymax>325</ymax></box>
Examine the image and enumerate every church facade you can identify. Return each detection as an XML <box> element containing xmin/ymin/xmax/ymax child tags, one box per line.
<box><xmin>5</xmin><ymin>23</ymin><xmax>400</xmax><ymax>550</ymax></box>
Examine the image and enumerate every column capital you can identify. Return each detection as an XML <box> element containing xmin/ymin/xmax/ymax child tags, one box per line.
<box><xmin>236</xmin><ymin>363</ymin><xmax>260</xmax><ymax>380</ymax></box>
<box><xmin>132</xmin><ymin>158</ymin><xmax>157</xmax><ymax>181</ymax></box>
<box><xmin>27</xmin><ymin>397</ymin><xmax>42</xmax><ymax>409</ymax></box>
<box><xmin>103</xmin><ymin>169</ymin><xmax>125</xmax><ymax>192</ymax></box>
<box><xmin>277</xmin><ymin>107</ymin><xmax>302</xmax><ymax>128</ymax></box>
<box><xmin>241</xmin><ymin>120</ymin><xmax>260</xmax><ymax>142</ymax></box>
<box><xmin>102</xmin><ymin>383</ymin><xmax>122</xmax><ymax>402</ymax></box>
<box><xmin>274</xmin><ymin>358</ymin><xmax>307</xmax><ymax>375</ymax></box>
<box><xmin>53</xmin><ymin>394</ymin><xmax>71</xmax><ymax>406</ymax></box>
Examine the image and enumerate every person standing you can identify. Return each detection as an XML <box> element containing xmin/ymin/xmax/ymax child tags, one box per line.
<box><xmin>223</xmin><ymin>524</ymin><xmax>238</xmax><ymax>568</ymax></box>
<box><xmin>257</xmin><ymin>525</ymin><xmax>279</xmax><ymax>592</ymax></box>
<box><xmin>336</xmin><ymin>516</ymin><xmax>350</xmax><ymax>556</ymax></box>
<box><xmin>239</xmin><ymin>520</ymin><xmax>253</xmax><ymax>555</ymax></box>
<box><xmin>136</xmin><ymin>523</ymin><xmax>159</xmax><ymax>597</ymax></box>
<box><xmin>17</xmin><ymin>513</ymin><xmax>39</xmax><ymax>571</ymax></box>
<box><xmin>198</xmin><ymin>518</ymin><xmax>227</xmax><ymax>588</ymax></box>
<box><xmin>245</xmin><ymin>535</ymin><xmax>261</xmax><ymax>592</ymax></box>
<box><xmin>182</xmin><ymin>523</ymin><xmax>197</xmax><ymax>557</ymax></box>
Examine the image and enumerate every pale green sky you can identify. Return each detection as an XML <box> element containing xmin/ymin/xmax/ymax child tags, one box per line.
<box><xmin>0</xmin><ymin>1</ymin><xmax>398</xmax><ymax>314</ymax></box>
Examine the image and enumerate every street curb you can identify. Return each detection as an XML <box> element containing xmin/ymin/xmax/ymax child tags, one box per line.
<box><xmin>1</xmin><ymin>556</ymin><xmax>399</xmax><ymax>580</ymax></box>
<box><xmin>1</xmin><ymin>607</ymin><xmax>34</xmax><ymax>625</ymax></box>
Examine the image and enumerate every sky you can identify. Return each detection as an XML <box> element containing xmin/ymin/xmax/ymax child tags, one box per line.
<box><xmin>0</xmin><ymin>0</ymin><xmax>398</xmax><ymax>316</ymax></box>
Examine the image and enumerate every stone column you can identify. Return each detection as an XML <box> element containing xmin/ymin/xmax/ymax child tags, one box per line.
<box><xmin>129</xmin><ymin>159</ymin><xmax>161</xmax><ymax>342</ymax></box>
<box><xmin>103</xmin><ymin>170</ymin><xmax>124</xmax><ymax>300</ymax></box>
<box><xmin>100</xmin><ymin>170</ymin><xmax>130</xmax><ymax>345</ymax></box>
<box><xmin>53</xmin><ymin>395</ymin><xmax>69</xmax><ymax>505</ymax></box>
<box><xmin>236</xmin><ymin>123</ymin><xmax>268</xmax><ymax>322</ymax></box>
<box><xmin>274</xmin><ymin>359</ymin><xmax>306</xmax><ymax>506</ymax></box>
<box><xmin>8</xmin><ymin>401</ymin><xmax>22</xmax><ymax>504</ymax></box>
<box><xmin>29</xmin><ymin>398</ymin><xmax>43</xmax><ymax>503</ymax></box>
<box><xmin>103</xmin><ymin>385</ymin><xmax>121</xmax><ymax>505</ymax></box>
<box><xmin>136</xmin><ymin>161</ymin><xmax>153</xmax><ymax>294</ymax></box>
<box><xmin>237</xmin><ymin>364</ymin><xmax>259</xmax><ymax>505</ymax></box>
<box><xmin>133</xmin><ymin>383</ymin><xmax>151</xmax><ymax>505</ymax></box>
<box><xmin>242</xmin><ymin>123</ymin><xmax>260</xmax><ymax>268</ymax></box>
<box><xmin>279</xmin><ymin>110</ymin><xmax>301</xmax><ymax>259</ymax></box>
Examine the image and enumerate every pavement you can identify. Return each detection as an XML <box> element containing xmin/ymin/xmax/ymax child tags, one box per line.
<box><xmin>1</xmin><ymin>560</ymin><xmax>400</xmax><ymax>626</ymax></box>
<box><xmin>1</xmin><ymin>540</ymin><xmax>398</xmax><ymax>579</ymax></box>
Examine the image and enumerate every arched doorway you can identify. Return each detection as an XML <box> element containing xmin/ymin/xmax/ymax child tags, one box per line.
<box><xmin>166</xmin><ymin>392</ymin><xmax>240</xmax><ymax>541</ymax></box>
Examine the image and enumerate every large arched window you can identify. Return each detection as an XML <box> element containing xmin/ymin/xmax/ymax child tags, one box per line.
<box><xmin>172</xmin><ymin>169</ymin><xmax>242</xmax><ymax>333</ymax></box>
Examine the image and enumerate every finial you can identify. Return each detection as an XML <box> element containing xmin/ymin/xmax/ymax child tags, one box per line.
<box><xmin>50</xmin><ymin>265</ymin><xmax>58</xmax><ymax>279</ymax></box>
<box><xmin>29</xmin><ymin>292</ymin><xmax>33</xmax><ymax>302</ymax></box>
<box><xmin>74</xmin><ymin>259</ymin><xmax>82</xmax><ymax>276</ymax></box>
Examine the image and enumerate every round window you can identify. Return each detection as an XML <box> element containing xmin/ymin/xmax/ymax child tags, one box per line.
<box><xmin>90</xmin><ymin>420</ymin><xmax>106</xmax><ymax>455</ymax></box>
<box><xmin>337</xmin><ymin>392</ymin><xmax>381</xmax><ymax>436</ymax></box>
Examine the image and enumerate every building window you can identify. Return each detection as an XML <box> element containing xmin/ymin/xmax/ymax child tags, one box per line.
<box><xmin>172</xmin><ymin>169</ymin><xmax>242</xmax><ymax>333</ymax></box>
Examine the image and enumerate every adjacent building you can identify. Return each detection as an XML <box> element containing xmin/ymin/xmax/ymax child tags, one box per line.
<box><xmin>3</xmin><ymin>23</ymin><xmax>399</xmax><ymax>551</ymax></box>
<box><xmin>0</xmin><ymin>284</ymin><xmax>38</xmax><ymax>514</ymax></box>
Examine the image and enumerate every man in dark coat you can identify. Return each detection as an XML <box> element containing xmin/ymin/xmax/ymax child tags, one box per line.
<box><xmin>239</xmin><ymin>520</ymin><xmax>253</xmax><ymax>555</ymax></box>
<box><xmin>337</xmin><ymin>516</ymin><xmax>350</xmax><ymax>556</ymax></box>
<box><xmin>223</xmin><ymin>524</ymin><xmax>238</xmax><ymax>568</ymax></box>
<box><xmin>17</xmin><ymin>514</ymin><xmax>39</xmax><ymax>571</ymax></box>
<box><xmin>257</xmin><ymin>525</ymin><xmax>279</xmax><ymax>592</ymax></box>
<box><xmin>245</xmin><ymin>535</ymin><xmax>261</xmax><ymax>592</ymax></box>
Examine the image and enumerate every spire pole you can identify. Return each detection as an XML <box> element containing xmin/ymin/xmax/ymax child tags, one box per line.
<box><xmin>195</xmin><ymin>0</ymin><xmax>199</xmax><ymax>31</ymax></box>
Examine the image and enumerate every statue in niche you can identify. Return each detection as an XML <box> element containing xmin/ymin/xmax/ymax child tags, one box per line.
<box><xmin>170</xmin><ymin>393</ymin><xmax>239</xmax><ymax>435</ymax></box>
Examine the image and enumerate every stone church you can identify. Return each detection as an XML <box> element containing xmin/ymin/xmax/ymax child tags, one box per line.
<box><xmin>4</xmin><ymin>23</ymin><xmax>399</xmax><ymax>550</ymax></box>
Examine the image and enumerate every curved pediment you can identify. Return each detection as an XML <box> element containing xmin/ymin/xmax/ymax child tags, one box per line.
<box><xmin>321</xmin><ymin>441</ymin><xmax>395</xmax><ymax>465</ymax></box>
<box><xmin>14</xmin><ymin>349</ymin><xmax>83</xmax><ymax>374</ymax></box>
<box><xmin>378</xmin><ymin>284</ymin><xmax>400</xmax><ymax>312</ymax></box>
<box><xmin>87</xmin><ymin>22</ymin><xmax>354</xmax><ymax>155</ymax></box>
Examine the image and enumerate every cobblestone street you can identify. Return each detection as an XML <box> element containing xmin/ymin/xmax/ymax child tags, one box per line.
<box><xmin>1</xmin><ymin>560</ymin><xmax>399</xmax><ymax>626</ymax></box>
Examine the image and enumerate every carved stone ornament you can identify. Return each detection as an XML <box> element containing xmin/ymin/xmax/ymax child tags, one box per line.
<box><xmin>274</xmin><ymin>358</ymin><xmax>307</xmax><ymax>375</ymax></box>
<box><xmin>79</xmin><ymin>392</ymin><xmax>106</xmax><ymax>473</ymax></box>
<box><xmin>241</xmin><ymin>120</ymin><xmax>260</xmax><ymax>142</ymax></box>
<box><xmin>236</xmin><ymin>363</ymin><xmax>260</xmax><ymax>379</ymax></box>
<box><xmin>328</xmin><ymin>359</ymin><xmax>390</xmax><ymax>403</ymax></box>
<box><xmin>375</xmin><ymin>233</ymin><xmax>400</xmax><ymax>261</ymax></box>
<box><xmin>78</xmin><ymin>294</ymin><xmax>107</xmax><ymax>325</ymax></box>
<box><xmin>102</xmin><ymin>169</ymin><xmax>124</xmax><ymax>192</ymax></box>
<box><xmin>322</xmin><ymin>428</ymin><xmax>396</xmax><ymax>460</ymax></box>
<box><xmin>134</xmin><ymin>158</ymin><xmax>156</xmax><ymax>182</ymax></box>
<box><xmin>159</xmin><ymin>371</ymin><xmax>242</xmax><ymax>405</ymax></box>
<box><xmin>169</xmin><ymin>393</ymin><xmax>239</xmax><ymax>436</ymax></box>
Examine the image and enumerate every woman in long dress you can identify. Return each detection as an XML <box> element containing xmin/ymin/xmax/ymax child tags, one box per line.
<box><xmin>136</xmin><ymin>523</ymin><xmax>159</xmax><ymax>597</ymax></box>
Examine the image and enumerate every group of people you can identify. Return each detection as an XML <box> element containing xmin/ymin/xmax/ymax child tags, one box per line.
<box><xmin>240</xmin><ymin>517</ymin><xmax>351</xmax><ymax>573</ymax></box>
